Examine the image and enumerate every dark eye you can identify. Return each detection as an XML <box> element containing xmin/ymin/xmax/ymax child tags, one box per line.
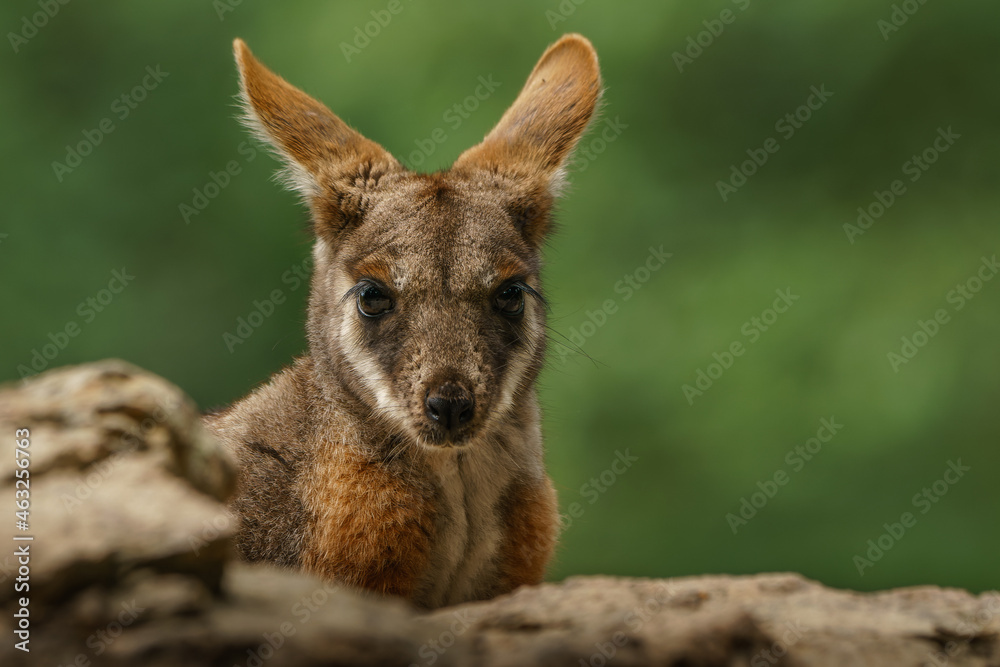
<box><xmin>495</xmin><ymin>284</ymin><xmax>525</xmax><ymax>317</ymax></box>
<box><xmin>357</xmin><ymin>284</ymin><xmax>393</xmax><ymax>318</ymax></box>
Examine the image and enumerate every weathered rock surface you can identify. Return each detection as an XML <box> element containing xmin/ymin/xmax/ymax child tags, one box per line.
<box><xmin>0</xmin><ymin>360</ymin><xmax>997</xmax><ymax>666</ymax></box>
<box><xmin>0</xmin><ymin>360</ymin><xmax>236</xmax><ymax>612</ymax></box>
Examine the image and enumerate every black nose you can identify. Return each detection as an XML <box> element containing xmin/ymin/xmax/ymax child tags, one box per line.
<box><xmin>425</xmin><ymin>383</ymin><xmax>475</xmax><ymax>433</ymax></box>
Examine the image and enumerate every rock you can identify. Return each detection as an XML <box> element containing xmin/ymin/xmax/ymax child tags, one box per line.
<box><xmin>3</xmin><ymin>561</ymin><xmax>440</xmax><ymax>667</ymax></box>
<box><xmin>424</xmin><ymin>574</ymin><xmax>1000</xmax><ymax>666</ymax></box>
<box><xmin>0</xmin><ymin>359</ymin><xmax>233</xmax><ymax>498</ymax></box>
<box><xmin>0</xmin><ymin>360</ymin><xmax>997</xmax><ymax>666</ymax></box>
<box><xmin>0</xmin><ymin>360</ymin><xmax>236</xmax><ymax>610</ymax></box>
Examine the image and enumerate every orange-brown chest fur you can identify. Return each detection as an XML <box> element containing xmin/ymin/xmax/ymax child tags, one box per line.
<box><xmin>296</xmin><ymin>393</ymin><xmax>558</xmax><ymax>608</ymax></box>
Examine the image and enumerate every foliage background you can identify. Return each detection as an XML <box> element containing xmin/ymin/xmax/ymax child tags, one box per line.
<box><xmin>1</xmin><ymin>0</ymin><xmax>997</xmax><ymax>593</ymax></box>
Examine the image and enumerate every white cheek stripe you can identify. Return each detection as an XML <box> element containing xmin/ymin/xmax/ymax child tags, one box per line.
<box><xmin>490</xmin><ymin>302</ymin><xmax>542</xmax><ymax>420</ymax></box>
<box><xmin>340</xmin><ymin>322</ymin><xmax>393</xmax><ymax>407</ymax></box>
<box><xmin>333</xmin><ymin>267</ymin><xmax>419</xmax><ymax>440</ymax></box>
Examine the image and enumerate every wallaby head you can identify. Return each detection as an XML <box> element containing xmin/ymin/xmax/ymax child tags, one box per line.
<box><xmin>234</xmin><ymin>35</ymin><xmax>601</xmax><ymax>450</ymax></box>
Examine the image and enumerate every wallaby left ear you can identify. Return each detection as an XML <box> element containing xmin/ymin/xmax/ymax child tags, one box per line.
<box><xmin>233</xmin><ymin>39</ymin><xmax>400</xmax><ymax>232</ymax></box>
<box><xmin>454</xmin><ymin>33</ymin><xmax>602</xmax><ymax>197</ymax></box>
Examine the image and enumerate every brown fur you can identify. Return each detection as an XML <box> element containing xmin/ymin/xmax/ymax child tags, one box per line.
<box><xmin>493</xmin><ymin>477</ymin><xmax>560</xmax><ymax>594</ymax></box>
<box><xmin>300</xmin><ymin>444</ymin><xmax>435</xmax><ymax>597</ymax></box>
<box><xmin>204</xmin><ymin>33</ymin><xmax>602</xmax><ymax>609</ymax></box>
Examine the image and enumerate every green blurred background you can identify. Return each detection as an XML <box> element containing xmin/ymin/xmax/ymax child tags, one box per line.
<box><xmin>1</xmin><ymin>1</ymin><xmax>997</xmax><ymax>593</ymax></box>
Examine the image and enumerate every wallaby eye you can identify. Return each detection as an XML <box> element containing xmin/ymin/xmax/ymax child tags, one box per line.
<box><xmin>357</xmin><ymin>284</ymin><xmax>393</xmax><ymax>318</ymax></box>
<box><xmin>495</xmin><ymin>285</ymin><xmax>525</xmax><ymax>317</ymax></box>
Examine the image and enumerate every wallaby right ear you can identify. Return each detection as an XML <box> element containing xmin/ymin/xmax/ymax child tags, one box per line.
<box><xmin>454</xmin><ymin>34</ymin><xmax>602</xmax><ymax>197</ymax></box>
<box><xmin>233</xmin><ymin>39</ymin><xmax>400</xmax><ymax>232</ymax></box>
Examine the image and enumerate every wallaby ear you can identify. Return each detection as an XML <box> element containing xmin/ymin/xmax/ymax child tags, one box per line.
<box><xmin>233</xmin><ymin>39</ymin><xmax>400</xmax><ymax>232</ymax></box>
<box><xmin>454</xmin><ymin>33</ymin><xmax>602</xmax><ymax>197</ymax></box>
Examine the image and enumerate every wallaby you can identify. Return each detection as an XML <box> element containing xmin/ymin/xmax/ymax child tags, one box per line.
<box><xmin>204</xmin><ymin>33</ymin><xmax>602</xmax><ymax>609</ymax></box>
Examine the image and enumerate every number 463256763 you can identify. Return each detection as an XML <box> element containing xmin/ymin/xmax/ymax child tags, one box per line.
<box><xmin>15</xmin><ymin>429</ymin><xmax>30</xmax><ymax>520</ymax></box>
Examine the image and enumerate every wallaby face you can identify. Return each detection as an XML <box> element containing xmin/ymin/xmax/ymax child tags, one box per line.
<box><xmin>209</xmin><ymin>34</ymin><xmax>601</xmax><ymax>608</ymax></box>
<box><xmin>309</xmin><ymin>178</ymin><xmax>547</xmax><ymax>448</ymax></box>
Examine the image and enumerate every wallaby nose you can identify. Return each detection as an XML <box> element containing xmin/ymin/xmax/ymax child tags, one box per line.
<box><xmin>425</xmin><ymin>383</ymin><xmax>475</xmax><ymax>433</ymax></box>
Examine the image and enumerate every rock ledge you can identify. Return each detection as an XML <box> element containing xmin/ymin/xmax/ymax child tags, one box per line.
<box><xmin>1</xmin><ymin>361</ymin><xmax>996</xmax><ymax>666</ymax></box>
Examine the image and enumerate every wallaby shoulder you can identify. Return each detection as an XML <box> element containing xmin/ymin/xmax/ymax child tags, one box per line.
<box><xmin>204</xmin><ymin>358</ymin><xmax>319</xmax><ymax>565</ymax></box>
